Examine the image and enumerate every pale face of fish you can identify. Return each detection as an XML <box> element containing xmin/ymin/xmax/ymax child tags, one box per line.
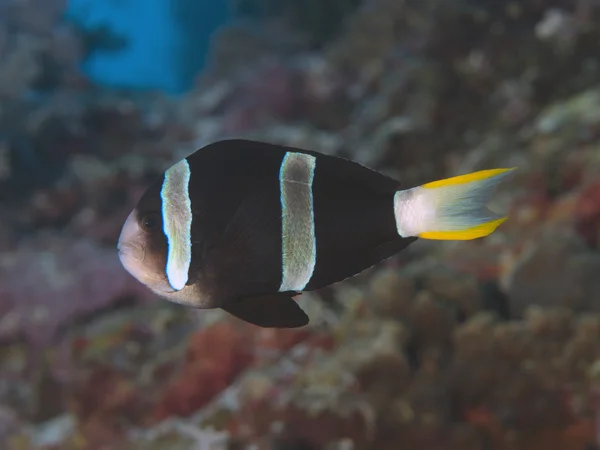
<box><xmin>117</xmin><ymin>208</ymin><xmax>174</xmax><ymax>294</ymax></box>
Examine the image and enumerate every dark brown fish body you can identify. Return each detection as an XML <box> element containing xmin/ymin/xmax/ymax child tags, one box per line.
<box><xmin>118</xmin><ymin>139</ymin><xmax>513</xmax><ymax>327</ymax></box>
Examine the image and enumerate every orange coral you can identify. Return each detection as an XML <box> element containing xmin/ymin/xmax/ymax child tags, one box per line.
<box><xmin>151</xmin><ymin>321</ymin><xmax>254</xmax><ymax>421</ymax></box>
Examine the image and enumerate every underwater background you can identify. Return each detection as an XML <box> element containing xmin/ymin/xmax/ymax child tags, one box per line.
<box><xmin>1</xmin><ymin>0</ymin><xmax>600</xmax><ymax>448</ymax></box>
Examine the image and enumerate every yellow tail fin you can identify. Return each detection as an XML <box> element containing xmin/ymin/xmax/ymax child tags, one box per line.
<box><xmin>393</xmin><ymin>168</ymin><xmax>516</xmax><ymax>240</ymax></box>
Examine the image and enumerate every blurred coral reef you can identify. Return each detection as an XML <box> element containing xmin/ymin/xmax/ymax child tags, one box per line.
<box><xmin>2</xmin><ymin>0</ymin><xmax>600</xmax><ymax>449</ymax></box>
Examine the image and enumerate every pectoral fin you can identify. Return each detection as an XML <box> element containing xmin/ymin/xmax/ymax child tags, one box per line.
<box><xmin>222</xmin><ymin>293</ymin><xmax>309</xmax><ymax>328</ymax></box>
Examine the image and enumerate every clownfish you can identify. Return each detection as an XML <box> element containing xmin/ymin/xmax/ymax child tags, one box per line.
<box><xmin>117</xmin><ymin>139</ymin><xmax>514</xmax><ymax>328</ymax></box>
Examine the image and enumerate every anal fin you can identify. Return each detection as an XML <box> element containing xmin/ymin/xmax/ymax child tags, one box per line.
<box><xmin>222</xmin><ymin>292</ymin><xmax>309</xmax><ymax>328</ymax></box>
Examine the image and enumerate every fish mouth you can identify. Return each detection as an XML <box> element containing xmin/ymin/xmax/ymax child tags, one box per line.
<box><xmin>117</xmin><ymin>210</ymin><xmax>147</xmax><ymax>263</ymax></box>
<box><xmin>117</xmin><ymin>241</ymin><xmax>147</xmax><ymax>281</ymax></box>
<box><xmin>117</xmin><ymin>241</ymin><xmax>145</xmax><ymax>262</ymax></box>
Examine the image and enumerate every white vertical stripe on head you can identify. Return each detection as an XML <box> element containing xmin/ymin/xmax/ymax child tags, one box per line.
<box><xmin>278</xmin><ymin>152</ymin><xmax>317</xmax><ymax>292</ymax></box>
<box><xmin>160</xmin><ymin>158</ymin><xmax>193</xmax><ymax>291</ymax></box>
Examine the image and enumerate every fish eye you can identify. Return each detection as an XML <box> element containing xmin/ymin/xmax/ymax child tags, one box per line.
<box><xmin>140</xmin><ymin>213</ymin><xmax>160</xmax><ymax>233</ymax></box>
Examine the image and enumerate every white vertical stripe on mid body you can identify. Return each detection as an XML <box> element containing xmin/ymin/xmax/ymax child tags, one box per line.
<box><xmin>160</xmin><ymin>158</ymin><xmax>193</xmax><ymax>291</ymax></box>
<box><xmin>278</xmin><ymin>152</ymin><xmax>317</xmax><ymax>292</ymax></box>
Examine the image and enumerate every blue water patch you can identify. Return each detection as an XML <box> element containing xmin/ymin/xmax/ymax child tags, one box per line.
<box><xmin>64</xmin><ymin>0</ymin><xmax>229</xmax><ymax>94</ymax></box>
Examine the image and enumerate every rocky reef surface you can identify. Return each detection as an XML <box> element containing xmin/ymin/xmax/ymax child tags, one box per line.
<box><xmin>1</xmin><ymin>0</ymin><xmax>600</xmax><ymax>449</ymax></box>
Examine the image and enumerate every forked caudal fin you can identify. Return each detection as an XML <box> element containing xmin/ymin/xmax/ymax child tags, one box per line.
<box><xmin>394</xmin><ymin>168</ymin><xmax>516</xmax><ymax>240</ymax></box>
